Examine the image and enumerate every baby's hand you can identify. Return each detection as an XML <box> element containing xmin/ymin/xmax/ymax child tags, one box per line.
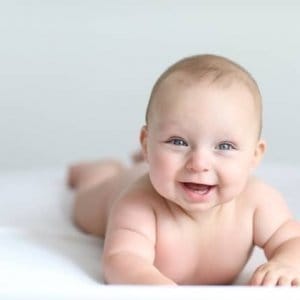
<box><xmin>249</xmin><ymin>261</ymin><xmax>300</xmax><ymax>286</ymax></box>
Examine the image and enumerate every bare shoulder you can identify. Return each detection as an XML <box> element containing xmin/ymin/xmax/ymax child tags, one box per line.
<box><xmin>116</xmin><ymin>173</ymin><xmax>161</xmax><ymax>209</ymax></box>
<box><xmin>242</xmin><ymin>175</ymin><xmax>288</xmax><ymax>210</ymax></box>
<box><xmin>243</xmin><ymin>175</ymin><xmax>292</xmax><ymax>226</ymax></box>
<box><xmin>105</xmin><ymin>173</ymin><xmax>162</xmax><ymax>238</ymax></box>
<box><xmin>244</xmin><ymin>176</ymin><xmax>294</xmax><ymax>249</ymax></box>
<box><xmin>109</xmin><ymin>174</ymin><xmax>156</xmax><ymax>217</ymax></box>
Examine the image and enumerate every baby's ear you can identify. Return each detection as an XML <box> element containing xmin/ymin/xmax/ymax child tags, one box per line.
<box><xmin>139</xmin><ymin>125</ymin><xmax>149</xmax><ymax>161</ymax></box>
<box><xmin>252</xmin><ymin>139</ymin><xmax>266</xmax><ymax>169</ymax></box>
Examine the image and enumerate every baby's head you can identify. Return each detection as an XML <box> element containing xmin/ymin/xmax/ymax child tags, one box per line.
<box><xmin>140</xmin><ymin>54</ymin><xmax>266</xmax><ymax>213</ymax></box>
<box><xmin>145</xmin><ymin>54</ymin><xmax>262</xmax><ymax>139</ymax></box>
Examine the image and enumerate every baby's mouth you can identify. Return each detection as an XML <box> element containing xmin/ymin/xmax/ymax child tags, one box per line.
<box><xmin>182</xmin><ymin>182</ymin><xmax>213</xmax><ymax>194</ymax></box>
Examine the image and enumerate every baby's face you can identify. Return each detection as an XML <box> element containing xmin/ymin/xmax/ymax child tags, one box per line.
<box><xmin>141</xmin><ymin>75</ymin><xmax>265</xmax><ymax>214</ymax></box>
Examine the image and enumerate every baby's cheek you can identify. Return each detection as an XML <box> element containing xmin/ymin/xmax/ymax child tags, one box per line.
<box><xmin>150</xmin><ymin>151</ymin><xmax>176</xmax><ymax>171</ymax></box>
<box><xmin>221</xmin><ymin>164</ymin><xmax>248</xmax><ymax>188</ymax></box>
<box><xmin>149</xmin><ymin>159</ymin><xmax>172</xmax><ymax>183</ymax></box>
<box><xmin>148</xmin><ymin>156</ymin><xmax>176</xmax><ymax>192</ymax></box>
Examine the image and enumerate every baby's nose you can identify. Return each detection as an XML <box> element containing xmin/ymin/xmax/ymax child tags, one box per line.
<box><xmin>185</xmin><ymin>149</ymin><xmax>211</xmax><ymax>172</ymax></box>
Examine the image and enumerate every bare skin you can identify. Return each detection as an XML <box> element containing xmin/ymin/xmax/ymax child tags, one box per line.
<box><xmin>70</xmin><ymin>159</ymin><xmax>148</xmax><ymax>236</ymax></box>
<box><xmin>69</xmin><ymin>159</ymin><xmax>300</xmax><ymax>285</ymax></box>
<box><xmin>69</xmin><ymin>56</ymin><xmax>300</xmax><ymax>285</ymax></box>
<box><xmin>70</xmin><ymin>160</ymin><xmax>252</xmax><ymax>284</ymax></box>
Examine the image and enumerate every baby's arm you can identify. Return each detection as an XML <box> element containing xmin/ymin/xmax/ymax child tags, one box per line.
<box><xmin>251</xmin><ymin>184</ymin><xmax>300</xmax><ymax>286</ymax></box>
<box><xmin>102</xmin><ymin>193</ymin><xmax>175</xmax><ymax>285</ymax></box>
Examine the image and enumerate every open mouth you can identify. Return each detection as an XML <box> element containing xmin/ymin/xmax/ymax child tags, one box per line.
<box><xmin>180</xmin><ymin>182</ymin><xmax>216</xmax><ymax>202</ymax></box>
<box><xmin>182</xmin><ymin>182</ymin><xmax>213</xmax><ymax>194</ymax></box>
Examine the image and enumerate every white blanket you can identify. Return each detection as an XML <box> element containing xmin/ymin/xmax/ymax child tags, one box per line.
<box><xmin>0</xmin><ymin>164</ymin><xmax>299</xmax><ymax>299</ymax></box>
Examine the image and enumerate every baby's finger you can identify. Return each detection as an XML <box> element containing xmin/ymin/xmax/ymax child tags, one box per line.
<box><xmin>249</xmin><ymin>269</ymin><xmax>265</xmax><ymax>286</ymax></box>
<box><xmin>278</xmin><ymin>276</ymin><xmax>292</xmax><ymax>286</ymax></box>
<box><xmin>291</xmin><ymin>278</ymin><xmax>300</xmax><ymax>286</ymax></box>
<box><xmin>261</xmin><ymin>271</ymin><xmax>278</xmax><ymax>286</ymax></box>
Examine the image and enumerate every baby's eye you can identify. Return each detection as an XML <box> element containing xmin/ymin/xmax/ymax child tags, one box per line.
<box><xmin>167</xmin><ymin>138</ymin><xmax>188</xmax><ymax>147</ymax></box>
<box><xmin>216</xmin><ymin>142</ymin><xmax>236</xmax><ymax>151</ymax></box>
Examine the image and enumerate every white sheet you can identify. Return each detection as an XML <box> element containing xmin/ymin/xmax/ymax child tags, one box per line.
<box><xmin>0</xmin><ymin>164</ymin><xmax>299</xmax><ymax>299</ymax></box>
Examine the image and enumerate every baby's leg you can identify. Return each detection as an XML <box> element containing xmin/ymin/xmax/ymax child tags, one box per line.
<box><xmin>68</xmin><ymin>159</ymin><xmax>147</xmax><ymax>237</ymax></box>
<box><xmin>68</xmin><ymin>159</ymin><xmax>125</xmax><ymax>191</ymax></box>
<box><xmin>68</xmin><ymin>160</ymin><xmax>125</xmax><ymax>237</ymax></box>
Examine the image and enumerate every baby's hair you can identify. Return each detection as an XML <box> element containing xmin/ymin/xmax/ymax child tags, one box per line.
<box><xmin>145</xmin><ymin>54</ymin><xmax>262</xmax><ymax>137</ymax></box>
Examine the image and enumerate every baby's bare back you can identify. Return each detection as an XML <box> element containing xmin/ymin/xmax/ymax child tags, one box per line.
<box><xmin>105</xmin><ymin>172</ymin><xmax>256</xmax><ymax>285</ymax></box>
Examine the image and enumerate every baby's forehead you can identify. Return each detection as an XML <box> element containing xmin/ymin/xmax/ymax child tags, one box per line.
<box><xmin>149</xmin><ymin>71</ymin><xmax>262</xmax><ymax>136</ymax></box>
<box><xmin>154</xmin><ymin>71</ymin><xmax>257</xmax><ymax>108</ymax></box>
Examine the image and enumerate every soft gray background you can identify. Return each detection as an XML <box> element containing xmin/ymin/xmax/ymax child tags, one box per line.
<box><xmin>1</xmin><ymin>0</ymin><xmax>300</xmax><ymax>170</ymax></box>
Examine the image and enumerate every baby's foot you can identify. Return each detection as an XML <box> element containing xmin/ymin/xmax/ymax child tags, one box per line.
<box><xmin>67</xmin><ymin>160</ymin><xmax>125</xmax><ymax>191</ymax></box>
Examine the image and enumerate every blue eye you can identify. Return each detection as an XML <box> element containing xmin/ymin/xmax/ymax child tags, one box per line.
<box><xmin>167</xmin><ymin>138</ymin><xmax>188</xmax><ymax>147</ymax></box>
<box><xmin>216</xmin><ymin>142</ymin><xmax>236</xmax><ymax>151</ymax></box>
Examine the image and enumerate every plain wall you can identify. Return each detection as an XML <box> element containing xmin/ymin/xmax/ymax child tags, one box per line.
<box><xmin>1</xmin><ymin>1</ymin><xmax>300</xmax><ymax>170</ymax></box>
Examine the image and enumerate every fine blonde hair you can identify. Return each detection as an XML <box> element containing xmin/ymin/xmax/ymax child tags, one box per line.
<box><xmin>145</xmin><ymin>54</ymin><xmax>262</xmax><ymax>137</ymax></box>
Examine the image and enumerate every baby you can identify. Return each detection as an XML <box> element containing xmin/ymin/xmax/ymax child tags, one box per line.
<box><xmin>68</xmin><ymin>54</ymin><xmax>300</xmax><ymax>286</ymax></box>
